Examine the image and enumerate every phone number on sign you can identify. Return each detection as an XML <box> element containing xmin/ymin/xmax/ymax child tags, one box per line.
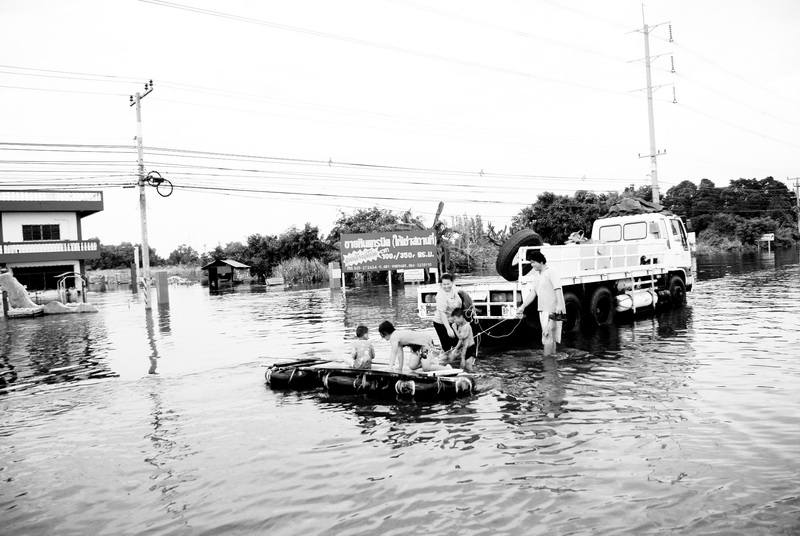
<box><xmin>373</xmin><ymin>262</ymin><xmax>432</xmax><ymax>270</ymax></box>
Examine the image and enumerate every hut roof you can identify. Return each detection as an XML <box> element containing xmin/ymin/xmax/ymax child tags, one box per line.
<box><xmin>201</xmin><ymin>258</ymin><xmax>251</xmax><ymax>270</ymax></box>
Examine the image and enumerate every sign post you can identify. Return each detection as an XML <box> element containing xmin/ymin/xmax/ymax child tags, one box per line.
<box><xmin>759</xmin><ymin>233</ymin><xmax>774</xmax><ymax>253</ymax></box>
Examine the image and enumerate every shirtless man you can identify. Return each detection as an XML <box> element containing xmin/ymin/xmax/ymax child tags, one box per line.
<box><xmin>377</xmin><ymin>321</ymin><xmax>451</xmax><ymax>373</ymax></box>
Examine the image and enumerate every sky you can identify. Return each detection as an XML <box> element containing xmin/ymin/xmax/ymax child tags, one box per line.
<box><xmin>1</xmin><ymin>0</ymin><xmax>798</xmax><ymax>256</ymax></box>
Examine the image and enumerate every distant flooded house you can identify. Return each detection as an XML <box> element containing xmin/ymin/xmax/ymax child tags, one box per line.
<box><xmin>201</xmin><ymin>258</ymin><xmax>251</xmax><ymax>291</ymax></box>
<box><xmin>0</xmin><ymin>190</ymin><xmax>103</xmax><ymax>294</ymax></box>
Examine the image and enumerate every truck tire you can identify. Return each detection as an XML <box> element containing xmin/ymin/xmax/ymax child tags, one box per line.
<box><xmin>495</xmin><ymin>229</ymin><xmax>543</xmax><ymax>282</ymax></box>
<box><xmin>563</xmin><ymin>291</ymin><xmax>582</xmax><ymax>333</ymax></box>
<box><xmin>588</xmin><ymin>286</ymin><xmax>614</xmax><ymax>326</ymax></box>
<box><xmin>668</xmin><ymin>275</ymin><xmax>686</xmax><ymax>306</ymax></box>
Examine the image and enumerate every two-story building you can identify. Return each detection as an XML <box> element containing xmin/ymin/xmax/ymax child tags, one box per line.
<box><xmin>0</xmin><ymin>190</ymin><xmax>103</xmax><ymax>293</ymax></box>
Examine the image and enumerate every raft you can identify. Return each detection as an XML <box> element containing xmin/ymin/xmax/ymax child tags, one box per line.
<box><xmin>264</xmin><ymin>364</ymin><xmax>322</xmax><ymax>390</ymax></box>
<box><xmin>265</xmin><ymin>364</ymin><xmax>477</xmax><ymax>401</ymax></box>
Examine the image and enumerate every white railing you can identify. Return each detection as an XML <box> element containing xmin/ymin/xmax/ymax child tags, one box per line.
<box><xmin>0</xmin><ymin>190</ymin><xmax>102</xmax><ymax>203</ymax></box>
<box><xmin>0</xmin><ymin>240</ymin><xmax>100</xmax><ymax>254</ymax></box>
<box><xmin>520</xmin><ymin>240</ymin><xmax>673</xmax><ymax>281</ymax></box>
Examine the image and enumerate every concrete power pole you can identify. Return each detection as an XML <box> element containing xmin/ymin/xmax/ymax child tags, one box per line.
<box><xmin>130</xmin><ymin>81</ymin><xmax>154</xmax><ymax>309</ymax></box>
<box><xmin>636</xmin><ymin>8</ymin><xmax>670</xmax><ymax>205</ymax></box>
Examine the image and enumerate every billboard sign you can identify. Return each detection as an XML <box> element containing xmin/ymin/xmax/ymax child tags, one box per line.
<box><xmin>340</xmin><ymin>231</ymin><xmax>436</xmax><ymax>272</ymax></box>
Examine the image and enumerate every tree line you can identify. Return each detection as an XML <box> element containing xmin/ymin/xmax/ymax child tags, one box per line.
<box><xmin>87</xmin><ymin>176</ymin><xmax>799</xmax><ymax>279</ymax></box>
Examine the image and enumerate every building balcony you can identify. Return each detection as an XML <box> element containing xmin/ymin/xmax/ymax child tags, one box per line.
<box><xmin>0</xmin><ymin>190</ymin><xmax>104</xmax><ymax>217</ymax></box>
<box><xmin>0</xmin><ymin>239</ymin><xmax>101</xmax><ymax>263</ymax></box>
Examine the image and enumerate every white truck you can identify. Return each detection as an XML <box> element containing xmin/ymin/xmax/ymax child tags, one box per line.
<box><xmin>417</xmin><ymin>212</ymin><xmax>694</xmax><ymax>334</ymax></box>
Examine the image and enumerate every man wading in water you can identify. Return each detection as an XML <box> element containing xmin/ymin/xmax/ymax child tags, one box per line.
<box><xmin>519</xmin><ymin>250</ymin><xmax>567</xmax><ymax>356</ymax></box>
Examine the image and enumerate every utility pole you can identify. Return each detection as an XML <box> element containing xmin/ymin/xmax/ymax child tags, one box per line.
<box><xmin>635</xmin><ymin>7</ymin><xmax>670</xmax><ymax>205</ymax></box>
<box><xmin>130</xmin><ymin>80</ymin><xmax>154</xmax><ymax>309</ymax></box>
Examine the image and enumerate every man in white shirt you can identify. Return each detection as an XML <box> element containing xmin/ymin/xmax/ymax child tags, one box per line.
<box><xmin>519</xmin><ymin>250</ymin><xmax>566</xmax><ymax>356</ymax></box>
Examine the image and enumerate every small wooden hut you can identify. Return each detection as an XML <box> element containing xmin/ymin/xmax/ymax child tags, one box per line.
<box><xmin>201</xmin><ymin>259</ymin><xmax>251</xmax><ymax>291</ymax></box>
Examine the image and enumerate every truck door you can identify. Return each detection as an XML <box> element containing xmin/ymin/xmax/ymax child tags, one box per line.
<box><xmin>670</xmin><ymin>219</ymin><xmax>689</xmax><ymax>251</ymax></box>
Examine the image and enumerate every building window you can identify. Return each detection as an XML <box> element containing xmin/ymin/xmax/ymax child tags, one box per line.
<box><xmin>22</xmin><ymin>224</ymin><xmax>61</xmax><ymax>241</ymax></box>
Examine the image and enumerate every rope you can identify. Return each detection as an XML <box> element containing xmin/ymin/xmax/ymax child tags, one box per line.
<box><xmin>472</xmin><ymin>316</ymin><xmax>525</xmax><ymax>339</ymax></box>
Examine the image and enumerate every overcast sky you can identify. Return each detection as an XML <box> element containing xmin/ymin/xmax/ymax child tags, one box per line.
<box><xmin>1</xmin><ymin>0</ymin><xmax>798</xmax><ymax>255</ymax></box>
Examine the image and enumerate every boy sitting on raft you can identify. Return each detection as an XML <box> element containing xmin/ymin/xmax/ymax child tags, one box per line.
<box><xmin>350</xmin><ymin>325</ymin><xmax>375</xmax><ymax>370</ymax></box>
<box><xmin>447</xmin><ymin>308</ymin><xmax>476</xmax><ymax>373</ymax></box>
<box><xmin>378</xmin><ymin>321</ymin><xmax>451</xmax><ymax>373</ymax></box>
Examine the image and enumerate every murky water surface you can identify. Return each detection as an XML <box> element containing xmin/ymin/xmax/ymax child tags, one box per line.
<box><xmin>2</xmin><ymin>250</ymin><xmax>799</xmax><ymax>535</ymax></box>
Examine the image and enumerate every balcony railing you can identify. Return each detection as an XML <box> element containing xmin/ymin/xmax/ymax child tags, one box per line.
<box><xmin>0</xmin><ymin>239</ymin><xmax>101</xmax><ymax>262</ymax></box>
<box><xmin>1</xmin><ymin>240</ymin><xmax>98</xmax><ymax>254</ymax></box>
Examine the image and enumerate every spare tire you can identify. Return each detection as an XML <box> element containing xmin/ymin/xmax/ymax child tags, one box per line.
<box><xmin>496</xmin><ymin>229</ymin><xmax>543</xmax><ymax>281</ymax></box>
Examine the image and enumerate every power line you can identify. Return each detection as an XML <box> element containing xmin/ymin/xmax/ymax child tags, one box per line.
<box><xmin>138</xmin><ymin>0</ymin><xmax>629</xmax><ymax>96</ymax></box>
<box><xmin>0</xmin><ymin>84</ymin><xmax>127</xmax><ymax>96</ymax></box>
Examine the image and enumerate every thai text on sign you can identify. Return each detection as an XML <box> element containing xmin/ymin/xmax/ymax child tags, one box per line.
<box><xmin>340</xmin><ymin>231</ymin><xmax>436</xmax><ymax>272</ymax></box>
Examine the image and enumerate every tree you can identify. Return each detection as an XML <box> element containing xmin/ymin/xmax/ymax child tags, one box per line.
<box><xmin>326</xmin><ymin>207</ymin><xmax>401</xmax><ymax>249</ymax></box>
<box><xmin>511</xmin><ymin>191</ymin><xmax>607</xmax><ymax>244</ymax></box>
<box><xmin>244</xmin><ymin>233</ymin><xmax>280</xmax><ymax>280</ymax></box>
<box><xmin>87</xmin><ymin>242</ymin><xmax>163</xmax><ymax>269</ymax></box>
<box><xmin>736</xmin><ymin>217</ymin><xmax>778</xmax><ymax>245</ymax></box>
<box><xmin>662</xmin><ymin>180</ymin><xmax>697</xmax><ymax>218</ymax></box>
<box><xmin>721</xmin><ymin>178</ymin><xmax>767</xmax><ymax>218</ymax></box>
<box><xmin>447</xmin><ymin>214</ymin><xmax>494</xmax><ymax>272</ymax></box>
<box><xmin>279</xmin><ymin>223</ymin><xmax>333</xmax><ymax>261</ymax></box>
<box><xmin>623</xmin><ymin>184</ymin><xmax>653</xmax><ymax>202</ymax></box>
<box><xmin>167</xmin><ymin>244</ymin><xmax>200</xmax><ymax>265</ymax></box>
<box><xmin>223</xmin><ymin>241</ymin><xmax>247</xmax><ymax>261</ymax></box>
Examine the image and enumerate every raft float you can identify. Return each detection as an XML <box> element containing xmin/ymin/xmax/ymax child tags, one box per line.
<box><xmin>265</xmin><ymin>358</ymin><xmax>477</xmax><ymax>401</ymax></box>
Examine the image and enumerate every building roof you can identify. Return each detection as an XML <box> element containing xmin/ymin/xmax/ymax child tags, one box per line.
<box><xmin>201</xmin><ymin>258</ymin><xmax>251</xmax><ymax>270</ymax></box>
<box><xmin>0</xmin><ymin>190</ymin><xmax>104</xmax><ymax>217</ymax></box>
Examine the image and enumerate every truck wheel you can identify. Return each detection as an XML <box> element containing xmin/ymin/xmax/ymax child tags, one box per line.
<box><xmin>588</xmin><ymin>286</ymin><xmax>614</xmax><ymax>326</ymax></box>
<box><xmin>668</xmin><ymin>276</ymin><xmax>686</xmax><ymax>306</ymax></box>
<box><xmin>563</xmin><ymin>292</ymin><xmax>582</xmax><ymax>332</ymax></box>
<box><xmin>495</xmin><ymin>229</ymin><xmax>543</xmax><ymax>282</ymax></box>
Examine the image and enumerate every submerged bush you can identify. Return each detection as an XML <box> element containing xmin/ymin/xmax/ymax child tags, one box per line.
<box><xmin>273</xmin><ymin>257</ymin><xmax>329</xmax><ymax>283</ymax></box>
<box><xmin>696</xmin><ymin>228</ymin><xmax>743</xmax><ymax>252</ymax></box>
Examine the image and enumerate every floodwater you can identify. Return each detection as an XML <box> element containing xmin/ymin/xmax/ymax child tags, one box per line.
<box><xmin>2</xmin><ymin>249</ymin><xmax>799</xmax><ymax>535</ymax></box>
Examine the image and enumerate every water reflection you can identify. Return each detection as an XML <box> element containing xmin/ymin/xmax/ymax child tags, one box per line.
<box><xmin>157</xmin><ymin>303</ymin><xmax>171</xmax><ymax>335</ymax></box>
<box><xmin>146</xmin><ymin>309</ymin><xmax>159</xmax><ymax>374</ymax></box>
<box><xmin>144</xmin><ymin>380</ymin><xmax>194</xmax><ymax>521</ymax></box>
<box><xmin>0</xmin><ymin>314</ymin><xmax>116</xmax><ymax>392</ymax></box>
<box><xmin>695</xmin><ymin>246</ymin><xmax>798</xmax><ymax>281</ymax></box>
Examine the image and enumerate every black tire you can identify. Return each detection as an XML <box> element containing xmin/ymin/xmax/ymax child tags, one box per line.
<box><xmin>563</xmin><ymin>291</ymin><xmax>583</xmax><ymax>333</ymax></box>
<box><xmin>668</xmin><ymin>275</ymin><xmax>686</xmax><ymax>307</ymax></box>
<box><xmin>588</xmin><ymin>286</ymin><xmax>614</xmax><ymax>326</ymax></box>
<box><xmin>495</xmin><ymin>229</ymin><xmax>543</xmax><ymax>282</ymax></box>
